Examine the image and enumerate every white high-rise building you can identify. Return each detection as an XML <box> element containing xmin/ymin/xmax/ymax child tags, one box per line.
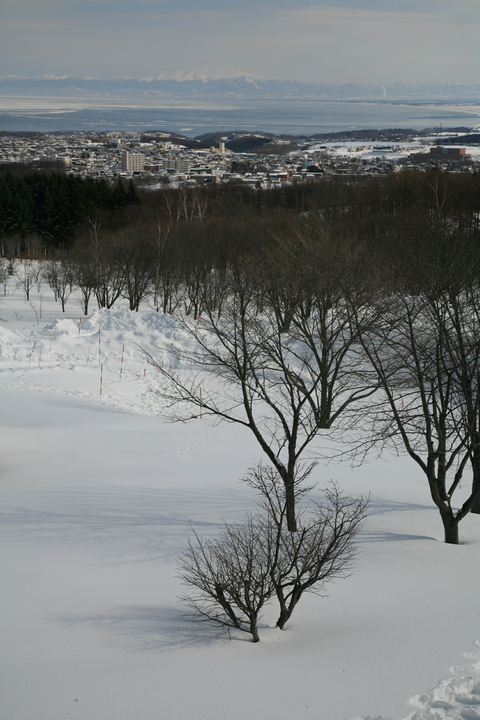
<box><xmin>121</xmin><ymin>151</ymin><xmax>145</xmax><ymax>172</ymax></box>
<box><xmin>162</xmin><ymin>156</ymin><xmax>189</xmax><ymax>172</ymax></box>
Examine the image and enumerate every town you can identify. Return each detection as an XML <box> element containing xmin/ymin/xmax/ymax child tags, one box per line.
<box><xmin>1</xmin><ymin>127</ymin><xmax>480</xmax><ymax>186</ymax></box>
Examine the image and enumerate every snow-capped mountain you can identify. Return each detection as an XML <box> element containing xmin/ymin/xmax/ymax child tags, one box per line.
<box><xmin>1</xmin><ymin>74</ymin><xmax>480</xmax><ymax>101</ymax></box>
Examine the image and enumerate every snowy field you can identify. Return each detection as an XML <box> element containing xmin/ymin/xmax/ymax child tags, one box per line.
<box><xmin>0</xmin><ymin>267</ymin><xmax>479</xmax><ymax>720</ymax></box>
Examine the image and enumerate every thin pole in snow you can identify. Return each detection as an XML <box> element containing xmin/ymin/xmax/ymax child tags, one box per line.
<box><xmin>100</xmin><ymin>363</ymin><xmax>103</xmax><ymax>396</ymax></box>
<box><xmin>78</xmin><ymin>318</ymin><xmax>81</xmax><ymax>336</ymax></box>
<box><xmin>98</xmin><ymin>327</ymin><xmax>101</xmax><ymax>366</ymax></box>
<box><xmin>120</xmin><ymin>345</ymin><xmax>124</xmax><ymax>380</ymax></box>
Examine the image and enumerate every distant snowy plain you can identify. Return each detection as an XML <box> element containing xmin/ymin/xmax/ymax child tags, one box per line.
<box><xmin>0</xmin><ymin>270</ymin><xmax>479</xmax><ymax>720</ymax></box>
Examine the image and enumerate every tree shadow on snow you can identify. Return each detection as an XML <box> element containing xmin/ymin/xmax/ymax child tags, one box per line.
<box><xmin>360</xmin><ymin>498</ymin><xmax>437</xmax><ymax>542</ymax></box>
<box><xmin>1</xmin><ymin>485</ymin><xmax>255</xmax><ymax>563</ymax></box>
<box><xmin>360</xmin><ymin>529</ymin><xmax>436</xmax><ymax>542</ymax></box>
<box><xmin>52</xmin><ymin>604</ymin><xmax>243</xmax><ymax>652</ymax></box>
<box><xmin>368</xmin><ymin>497</ymin><xmax>432</xmax><ymax>515</ymax></box>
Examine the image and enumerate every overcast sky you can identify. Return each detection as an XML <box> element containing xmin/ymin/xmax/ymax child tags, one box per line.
<box><xmin>1</xmin><ymin>0</ymin><xmax>479</xmax><ymax>84</ymax></box>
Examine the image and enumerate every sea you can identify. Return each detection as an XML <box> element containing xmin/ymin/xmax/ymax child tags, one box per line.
<box><xmin>1</xmin><ymin>98</ymin><xmax>480</xmax><ymax>136</ymax></box>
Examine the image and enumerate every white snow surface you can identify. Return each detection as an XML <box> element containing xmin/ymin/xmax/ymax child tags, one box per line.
<box><xmin>0</xmin><ymin>277</ymin><xmax>479</xmax><ymax>720</ymax></box>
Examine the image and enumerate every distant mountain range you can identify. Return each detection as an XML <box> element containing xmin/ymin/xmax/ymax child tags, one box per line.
<box><xmin>1</xmin><ymin>75</ymin><xmax>480</xmax><ymax>102</ymax></box>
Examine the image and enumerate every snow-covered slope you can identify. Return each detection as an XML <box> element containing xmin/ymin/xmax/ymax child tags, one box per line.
<box><xmin>0</xmin><ymin>278</ymin><xmax>479</xmax><ymax>720</ymax></box>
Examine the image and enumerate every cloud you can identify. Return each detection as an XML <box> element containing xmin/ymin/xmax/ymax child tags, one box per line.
<box><xmin>1</xmin><ymin>1</ymin><xmax>479</xmax><ymax>84</ymax></box>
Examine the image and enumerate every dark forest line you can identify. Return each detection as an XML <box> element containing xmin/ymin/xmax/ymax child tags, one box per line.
<box><xmin>1</xmin><ymin>168</ymin><xmax>480</xmax><ymax>259</ymax></box>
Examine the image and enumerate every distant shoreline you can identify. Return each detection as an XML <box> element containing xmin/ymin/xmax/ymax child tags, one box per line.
<box><xmin>1</xmin><ymin>98</ymin><xmax>479</xmax><ymax>136</ymax></box>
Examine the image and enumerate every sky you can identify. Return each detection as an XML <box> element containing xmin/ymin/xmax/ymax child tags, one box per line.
<box><xmin>1</xmin><ymin>0</ymin><xmax>480</xmax><ymax>85</ymax></box>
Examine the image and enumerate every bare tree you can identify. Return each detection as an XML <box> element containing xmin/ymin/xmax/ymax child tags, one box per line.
<box><xmin>15</xmin><ymin>260</ymin><xmax>39</xmax><ymax>302</ymax></box>
<box><xmin>93</xmin><ymin>247</ymin><xmax>125</xmax><ymax>310</ymax></box>
<box><xmin>116</xmin><ymin>230</ymin><xmax>154</xmax><ymax>312</ymax></box>
<box><xmin>429</xmin><ymin>284</ymin><xmax>480</xmax><ymax>516</ymax></box>
<box><xmin>178</xmin><ymin>513</ymin><xmax>276</xmax><ymax>643</ymax></box>
<box><xmin>177</xmin><ymin>464</ymin><xmax>368</xmax><ymax>641</ymax></box>
<box><xmin>76</xmin><ymin>217</ymin><xmax>125</xmax><ymax>310</ymax></box>
<box><xmin>244</xmin><ymin>464</ymin><xmax>368</xmax><ymax>630</ymax></box>
<box><xmin>43</xmin><ymin>258</ymin><xmax>75</xmax><ymax>312</ymax></box>
<box><xmin>357</xmin><ymin>288</ymin><xmax>480</xmax><ymax>544</ymax></box>
<box><xmin>145</xmin><ymin>235</ymin><xmax>377</xmax><ymax>532</ymax></box>
<box><xmin>163</xmin><ymin>187</ymin><xmax>209</xmax><ymax>225</ymax></box>
<box><xmin>71</xmin><ymin>216</ymin><xmax>105</xmax><ymax>315</ymax></box>
<box><xmin>0</xmin><ymin>258</ymin><xmax>12</xmax><ymax>296</ymax></box>
<box><xmin>150</xmin><ymin>220</ymin><xmax>181</xmax><ymax>314</ymax></box>
<box><xmin>71</xmin><ymin>252</ymin><xmax>95</xmax><ymax>316</ymax></box>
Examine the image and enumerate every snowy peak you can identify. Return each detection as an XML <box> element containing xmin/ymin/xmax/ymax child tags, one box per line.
<box><xmin>153</xmin><ymin>67</ymin><xmax>270</xmax><ymax>82</ymax></box>
<box><xmin>2</xmin><ymin>76</ymin><xmax>480</xmax><ymax>101</ymax></box>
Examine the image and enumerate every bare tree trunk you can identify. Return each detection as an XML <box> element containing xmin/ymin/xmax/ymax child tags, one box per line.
<box><xmin>283</xmin><ymin>474</ymin><xmax>297</xmax><ymax>533</ymax></box>
<box><xmin>469</xmin><ymin>446</ymin><xmax>480</xmax><ymax>514</ymax></box>
<box><xmin>249</xmin><ymin>617</ymin><xmax>260</xmax><ymax>643</ymax></box>
<box><xmin>440</xmin><ymin>510</ymin><xmax>459</xmax><ymax>545</ymax></box>
<box><xmin>275</xmin><ymin>588</ymin><xmax>302</xmax><ymax>629</ymax></box>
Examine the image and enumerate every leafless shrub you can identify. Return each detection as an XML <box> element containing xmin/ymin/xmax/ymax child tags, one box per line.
<box><xmin>177</xmin><ymin>512</ymin><xmax>275</xmax><ymax>643</ymax></box>
<box><xmin>177</xmin><ymin>464</ymin><xmax>368</xmax><ymax>642</ymax></box>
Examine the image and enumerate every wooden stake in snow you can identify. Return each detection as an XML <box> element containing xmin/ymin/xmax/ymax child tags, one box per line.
<box><xmin>78</xmin><ymin>318</ymin><xmax>81</xmax><ymax>336</ymax></box>
<box><xmin>120</xmin><ymin>345</ymin><xmax>124</xmax><ymax>380</ymax></box>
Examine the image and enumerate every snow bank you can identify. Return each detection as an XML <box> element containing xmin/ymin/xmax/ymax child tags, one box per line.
<box><xmin>1</xmin><ymin>286</ymin><xmax>480</xmax><ymax>720</ymax></box>
<box><xmin>349</xmin><ymin>644</ymin><xmax>480</xmax><ymax>719</ymax></box>
<box><xmin>0</xmin><ymin>324</ymin><xmax>21</xmax><ymax>358</ymax></box>
<box><xmin>408</xmin><ymin>644</ymin><xmax>480</xmax><ymax>720</ymax></box>
<box><xmin>43</xmin><ymin>306</ymin><xmax>180</xmax><ymax>336</ymax></box>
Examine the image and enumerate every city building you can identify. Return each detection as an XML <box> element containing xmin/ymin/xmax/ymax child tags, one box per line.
<box><xmin>410</xmin><ymin>146</ymin><xmax>471</xmax><ymax>164</ymax></box>
<box><xmin>121</xmin><ymin>151</ymin><xmax>145</xmax><ymax>172</ymax></box>
<box><xmin>162</xmin><ymin>156</ymin><xmax>189</xmax><ymax>172</ymax></box>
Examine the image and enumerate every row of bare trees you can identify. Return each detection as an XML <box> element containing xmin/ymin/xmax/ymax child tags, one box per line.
<box><xmin>4</xmin><ymin>202</ymin><xmax>480</xmax><ymax>546</ymax></box>
<box><xmin>5</xmin><ymin>184</ymin><xmax>480</xmax><ymax>641</ymax></box>
<box><xmin>144</xmin><ymin>217</ymin><xmax>480</xmax><ymax>546</ymax></box>
<box><xmin>170</xmin><ymin>216</ymin><xmax>480</xmax><ymax>641</ymax></box>
<box><xmin>32</xmin><ymin>209</ymin><xmax>230</xmax><ymax>316</ymax></box>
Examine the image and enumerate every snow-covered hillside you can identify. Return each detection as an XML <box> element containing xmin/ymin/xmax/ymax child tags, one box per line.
<box><xmin>1</xmin><ymin>272</ymin><xmax>479</xmax><ymax>720</ymax></box>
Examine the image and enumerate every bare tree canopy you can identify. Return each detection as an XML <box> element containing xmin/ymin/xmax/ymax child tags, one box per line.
<box><xmin>178</xmin><ymin>465</ymin><xmax>368</xmax><ymax>642</ymax></box>
<box><xmin>356</xmin><ymin>235</ymin><xmax>480</xmax><ymax>544</ymax></box>
<box><xmin>144</xmin><ymin>232</ymin><xmax>378</xmax><ymax>532</ymax></box>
